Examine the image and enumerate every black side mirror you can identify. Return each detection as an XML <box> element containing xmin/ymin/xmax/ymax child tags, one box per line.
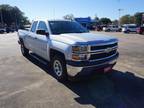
<box><xmin>36</xmin><ymin>30</ymin><xmax>49</xmax><ymax>37</ymax></box>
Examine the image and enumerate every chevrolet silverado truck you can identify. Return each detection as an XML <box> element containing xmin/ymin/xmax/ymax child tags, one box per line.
<box><xmin>18</xmin><ymin>20</ymin><xmax>119</xmax><ymax>81</ymax></box>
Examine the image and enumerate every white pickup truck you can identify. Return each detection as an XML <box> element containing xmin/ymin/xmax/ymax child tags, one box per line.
<box><xmin>18</xmin><ymin>19</ymin><xmax>119</xmax><ymax>81</ymax></box>
<box><xmin>103</xmin><ymin>25</ymin><xmax>121</xmax><ymax>32</ymax></box>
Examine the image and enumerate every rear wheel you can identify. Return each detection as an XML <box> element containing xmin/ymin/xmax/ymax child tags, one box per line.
<box><xmin>51</xmin><ymin>55</ymin><xmax>67</xmax><ymax>82</ymax></box>
<box><xmin>106</xmin><ymin>29</ymin><xmax>110</xmax><ymax>32</ymax></box>
<box><xmin>126</xmin><ymin>30</ymin><xmax>130</xmax><ymax>33</ymax></box>
<box><xmin>20</xmin><ymin>42</ymin><xmax>29</xmax><ymax>57</ymax></box>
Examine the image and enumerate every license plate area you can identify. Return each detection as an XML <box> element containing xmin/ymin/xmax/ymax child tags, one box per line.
<box><xmin>109</xmin><ymin>59</ymin><xmax>117</xmax><ymax>65</ymax></box>
<box><xmin>104</xmin><ymin>67</ymin><xmax>112</xmax><ymax>72</ymax></box>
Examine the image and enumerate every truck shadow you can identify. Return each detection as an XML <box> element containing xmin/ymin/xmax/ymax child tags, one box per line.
<box><xmin>25</xmin><ymin>54</ymin><xmax>144</xmax><ymax>108</ymax></box>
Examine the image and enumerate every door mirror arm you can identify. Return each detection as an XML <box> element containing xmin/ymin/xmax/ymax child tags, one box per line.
<box><xmin>45</xmin><ymin>32</ymin><xmax>49</xmax><ymax>38</ymax></box>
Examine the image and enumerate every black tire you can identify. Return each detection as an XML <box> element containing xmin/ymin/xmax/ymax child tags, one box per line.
<box><xmin>139</xmin><ymin>32</ymin><xmax>142</xmax><ymax>35</ymax></box>
<box><xmin>51</xmin><ymin>55</ymin><xmax>67</xmax><ymax>82</ymax></box>
<box><xmin>20</xmin><ymin>42</ymin><xmax>29</xmax><ymax>57</ymax></box>
<box><xmin>106</xmin><ymin>29</ymin><xmax>110</xmax><ymax>32</ymax></box>
<box><xmin>126</xmin><ymin>30</ymin><xmax>130</xmax><ymax>33</ymax></box>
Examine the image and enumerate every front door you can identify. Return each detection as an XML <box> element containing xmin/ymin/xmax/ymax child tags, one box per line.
<box><xmin>34</xmin><ymin>21</ymin><xmax>49</xmax><ymax>60</ymax></box>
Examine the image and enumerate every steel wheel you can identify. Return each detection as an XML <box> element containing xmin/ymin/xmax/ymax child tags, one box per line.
<box><xmin>51</xmin><ymin>55</ymin><xmax>67</xmax><ymax>81</ymax></box>
<box><xmin>53</xmin><ymin>60</ymin><xmax>63</xmax><ymax>77</ymax></box>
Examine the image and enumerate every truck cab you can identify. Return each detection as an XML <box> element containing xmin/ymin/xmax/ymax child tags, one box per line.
<box><xmin>18</xmin><ymin>19</ymin><xmax>119</xmax><ymax>81</ymax></box>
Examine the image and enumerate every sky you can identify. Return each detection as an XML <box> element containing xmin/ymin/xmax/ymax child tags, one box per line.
<box><xmin>0</xmin><ymin>0</ymin><xmax>144</xmax><ymax>21</ymax></box>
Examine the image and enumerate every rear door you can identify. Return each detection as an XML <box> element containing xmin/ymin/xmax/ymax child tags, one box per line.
<box><xmin>34</xmin><ymin>21</ymin><xmax>49</xmax><ymax>60</ymax></box>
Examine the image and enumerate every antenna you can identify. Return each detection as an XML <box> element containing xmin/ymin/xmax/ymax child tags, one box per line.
<box><xmin>53</xmin><ymin>8</ymin><xmax>55</xmax><ymax>20</ymax></box>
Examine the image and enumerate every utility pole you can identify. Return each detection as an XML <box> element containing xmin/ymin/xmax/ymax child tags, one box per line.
<box><xmin>117</xmin><ymin>0</ymin><xmax>123</xmax><ymax>26</ymax></box>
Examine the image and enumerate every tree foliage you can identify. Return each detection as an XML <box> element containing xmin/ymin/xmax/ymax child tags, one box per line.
<box><xmin>63</xmin><ymin>14</ymin><xmax>74</xmax><ymax>20</ymax></box>
<box><xmin>120</xmin><ymin>12</ymin><xmax>144</xmax><ymax>25</ymax></box>
<box><xmin>99</xmin><ymin>18</ymin><xmax>112</xmax><ymax>25</ymax></box>
<box><xmin>0</xmin><ymin>4</ymin><xmax>30</xmax><ymax>28</ymax></box>
<box><xmin>134</xmin><ymin>12</ymin><xmax>144</xmax><ymax>26</ymax></box>
<box><xmin>112</xmin><ymin>20</ymin><xmax>119</xmax><ymax>25</ymax></box>
<box><xmin>120</xmin><ymin>15</ymin><xmax>131</xmax><ymax>24</ymax></box>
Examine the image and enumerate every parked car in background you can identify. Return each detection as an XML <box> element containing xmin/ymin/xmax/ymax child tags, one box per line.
<box><xmin>96</xmin><ymin>26</ymin><xmax>103</xmax><ymax>31</ymax></box>
<box><xmin>6</xmin><ymin>27</ymin><xmax>15</xmax><ymax>33</ymax></box>
<box><xmin>122</xmin><ymin>24</ymin><xmax>138</xmax><ymax>33</ymax></box>
<box><xmin>0</xmin><ymin>27</ymin><xmax>6</xmax><ymax>33</ymax></box>
<box><xmin>103</xmin><ymin>25</ymin><xmax>121</xmax><ymax>32</ymax></box>
<box><xmin>137</xmin><ymin>26</ymin><xmax>144</xmax><ymax>35</ymax></box>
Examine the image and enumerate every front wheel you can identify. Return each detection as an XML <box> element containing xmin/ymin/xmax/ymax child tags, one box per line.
<box><xmin>51</xmin><ymin>55</ymin><xmax>67</xmax><ymax>82</ymax></box>
<box><xmin>20</xmin><ymin>43</ymin><xmax>29</xmax><ymax>57</ymax></box>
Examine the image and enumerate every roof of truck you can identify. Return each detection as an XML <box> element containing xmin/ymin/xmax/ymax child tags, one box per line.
<box><xmin>32</xmin><ymin>19</ymin><xmax>73</xmax><ymax>22</ymax></box>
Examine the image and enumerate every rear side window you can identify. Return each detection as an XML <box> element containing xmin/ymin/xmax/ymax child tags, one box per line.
<box><xmin>31</xmin><ymin>21</ymin><xmax>38</xmax><ymax>32</ymax></box>
<box><xmin>37</xmin><ymin>21</ymin><xmax>48</xmax><ymax>32</ymax></box>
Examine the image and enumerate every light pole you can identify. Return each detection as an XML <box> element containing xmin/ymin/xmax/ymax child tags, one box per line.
<box><xmin>118</xmin><ymin>8</ymin><xmax>123</xmax><ymax>26</ymax></box>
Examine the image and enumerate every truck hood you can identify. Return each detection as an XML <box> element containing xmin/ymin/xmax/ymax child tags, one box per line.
<box><xmin>51</xmin><ymin>33</ymin><xmax>118</xmax><ymax>45</ymax></box>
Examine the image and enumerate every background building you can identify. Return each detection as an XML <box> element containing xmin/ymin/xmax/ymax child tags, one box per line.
<box><xmin>74</xmin><ymin>17</ymin><xmax>97</xmax><ymax>30</ymax></box>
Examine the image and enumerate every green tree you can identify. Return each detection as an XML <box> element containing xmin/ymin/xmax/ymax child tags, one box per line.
<box><xmin>99</xmin><ymin>18</ymin><xmax>112</xmax><ymax>25</ymax></box>
<box><xmin>112</xmin><ymin>20</ymin><xmax>119</xmax><ymax>25</ymax></box>
<box><xmin>63</xmin><ymin>14</ymin><xmax>74</xmax><ymax>20</ymax></box>
<box><xmin>0</xmin><ymin>4</ymin><xmax>30</xmax><ymax>28</ymax></box>
<box><xmin>134</xmin><ymin>12</ymin><xmax>144</xmax><ymax>26</ymax></box>
<box><xmin>120</xmin><ymin>15</ymin><xmax>132</xmax><ymax>24</ymax></box>
<box><xmin>94</xmin><ymin>16</ymin><xmax>99</xmax><ymax>22</ymax></box>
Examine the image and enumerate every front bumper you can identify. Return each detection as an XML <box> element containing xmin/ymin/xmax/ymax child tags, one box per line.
<box><xmin>66</xmin><ymin>53</ymin><xmax>119</xmax><ymax>77</ymax></box>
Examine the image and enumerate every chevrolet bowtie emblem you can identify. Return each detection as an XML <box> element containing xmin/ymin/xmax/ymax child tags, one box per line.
<box><xmin>104</xmin><ymin>48</ymin><xmax>112</xmax><ymax>53</ymax></box>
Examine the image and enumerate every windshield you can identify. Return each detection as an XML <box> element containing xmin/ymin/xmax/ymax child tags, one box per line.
<box><xmin>49</xmin><ymin>21</ymin><xmax>89</xmax><ymax>35</ymax></box>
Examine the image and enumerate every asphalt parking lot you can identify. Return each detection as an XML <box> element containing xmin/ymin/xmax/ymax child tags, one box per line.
<box><xmin>0</xmin><ymin>32</ymin><xmax>144</xmax><ymax>108</ymax></box>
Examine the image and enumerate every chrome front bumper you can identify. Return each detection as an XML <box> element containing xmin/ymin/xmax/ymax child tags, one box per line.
<box><xmin>66</xmin><ymin>54</ymin><xmax>118</xmax><ymax>77</ymax></box>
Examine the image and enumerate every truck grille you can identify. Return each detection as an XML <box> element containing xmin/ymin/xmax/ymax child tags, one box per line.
<box><xmin>91</xmin><ymin>43</ymin><xmax>118</xmax><ymax>51</ymax></box>
<box><xmin>89</xmin><ymin>50</ymin><xmax>117</xmax><ymax>60</ymax></box>
<box><xmin>89</xmin><ymin>42</ymin><xmax>118</xmax><ymax>61</ymax></box>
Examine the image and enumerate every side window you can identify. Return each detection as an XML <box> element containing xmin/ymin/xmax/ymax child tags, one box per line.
<box><xmin>31</xmin><ymin>21</ymin><xmax>38</xmax><ymax>32</ymax></box>
<box><xmin>37</xmin><ymin>21</ymin><xmax>48</xmax><ymax>32</ymax></box>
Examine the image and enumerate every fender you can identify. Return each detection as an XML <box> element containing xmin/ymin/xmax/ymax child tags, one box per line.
<box><xmin>49</xmin><ymin>40</ymin><xmax>71</xmax><ymax>61</ymax></box>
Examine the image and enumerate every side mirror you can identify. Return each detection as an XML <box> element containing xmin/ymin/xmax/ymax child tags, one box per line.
<box><xmin>36</xmin><ymin>30</ymin><xmax>49</xmax><ymax>37</ymax></box>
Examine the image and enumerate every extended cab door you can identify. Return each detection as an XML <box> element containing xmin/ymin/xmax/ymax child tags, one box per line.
<box><xmin>25</xmin><ymin>21</ymin><xmax>38</xmax><ymax>52</ymax></box>
<box><xmin>34</xmin><ymin>21</ymin><xmax>49</xmax><ymax>60</ymax></box>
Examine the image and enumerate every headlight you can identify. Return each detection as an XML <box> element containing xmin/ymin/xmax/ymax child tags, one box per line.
<box><xmin>72</xmin><ymin>45</ymin><xmax>88</xmax><ymax>53</ymax></box>
<box><xmin>72</xmin><ymin>45</ymin><xmax>89</xmax><ymax>61</ymax></box>
<box><xmin>72</xmin><ymin>54</ymin><xmax>88</xmax><ymax>61</ymax></box>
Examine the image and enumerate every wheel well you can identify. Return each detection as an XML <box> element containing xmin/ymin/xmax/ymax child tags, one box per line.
<box><xmin>50</xmin><ymin>49</ymin><xmax>65</xmax><ymax>60</ymax></box>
